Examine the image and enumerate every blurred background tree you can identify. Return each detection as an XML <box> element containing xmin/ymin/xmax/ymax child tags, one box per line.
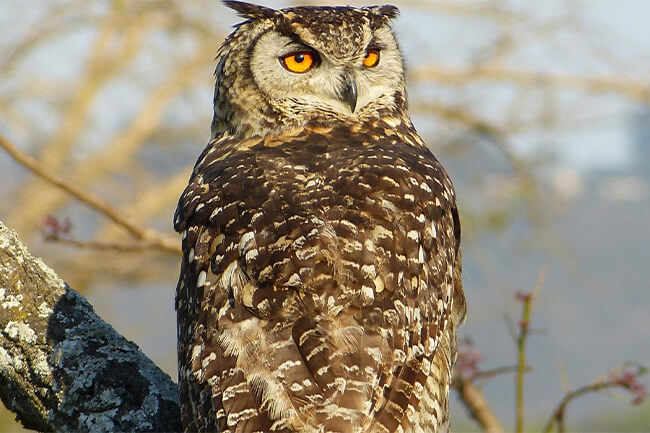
<box><xmin>1</xmin><ymin>0</ymin><xmax>648</xmax><ymax>431</ymax></box>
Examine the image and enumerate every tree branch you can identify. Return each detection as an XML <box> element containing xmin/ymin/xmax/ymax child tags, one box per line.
<box><xmin>0</xmin><ymin>221</ymin><xmax>181</xmax><ymax>432</ymax></box>
<box><xmin>44</xmin><ymin>234</ymin><xmax>164</xmax><ymax>252</ymax></box>
<box><xmin>542</xmin><ymin>364</ymin><xmax>648</xmax><ymax>433</ymax></box>
<box><xmin>453</xmin><ymin>375</ymin><xmax>505</xmax><ymax>433</ymax></box>
<box><xmin>410</xmin><ymin>66</ymin><xmax>650</xmax><ymax>104</ymax></box>
<box><xmin>0</xmin><ymin>132</ymin><xmax>180</xmax><ymax>254</ymax></box>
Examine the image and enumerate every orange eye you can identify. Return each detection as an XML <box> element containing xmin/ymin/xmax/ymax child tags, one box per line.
<box><xmin>363</xmin><ymin>49</ymin><xmax>380</xmax><ymax>68</ymax></box>
<box><xmin>281</xmin><ymin>51</ymin><xmax>315</xmax><ymax>73</ymax></box>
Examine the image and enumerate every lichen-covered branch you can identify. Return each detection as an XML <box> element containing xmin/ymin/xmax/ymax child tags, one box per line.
<box><xmin>0</xmin><ymin>221</ymin><xmax>181</xmax><ymax>432</ymax></box>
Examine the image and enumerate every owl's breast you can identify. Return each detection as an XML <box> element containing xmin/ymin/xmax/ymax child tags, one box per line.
<box><xmin>176</xmin><ymin>128</ymin><xmax>458</xmax><ymax>321</ymax></box>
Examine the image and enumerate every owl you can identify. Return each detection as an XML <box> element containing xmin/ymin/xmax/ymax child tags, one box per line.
<box><xmin>174</xmin><ymin>1</ymin><xmax>465</xmax><ymax>432</ymax></box>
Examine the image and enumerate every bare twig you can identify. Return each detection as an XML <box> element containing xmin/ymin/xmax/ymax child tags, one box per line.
<box><xmin>45</xmin><ymin>234</ymin><xmax>165</xmax><ymax>253</ymax></box>
<box><xmin>542</xmin><ymin>364</ymin><xmax>648</xmax><ymax>433</ymax></box>
<box><xmin>0</xmin><ymin>132</ymin><xmax>180</xmax><ymax>254</ymax></box>
<box><xmin>30</xmin><ymin>9</ymin><xmax>141</xmax><ymax>171</ymax></box>
<box><xmin>515</xmin><ymin>292</ymin><xmax>532</xmax><ymax>433</ymax></box>
<box><xmin>0</xmin><ymin>0</ymin><xmax>92</xmax><ymax>74</ymax></box>
<box><xmin>95</xmin><ymin>169</ymin><xmax>192</xmax><ymax>242</ymax></box>
<box><xmin>514</xmin><ymin>266</ymin><xmax>547</xmax><ymax>433</ymax></box>
<box><xmin>410</xmin><ymin>66</ymin><xmax>650</xmax><ymax>104</ymax></box>
<box><xmin>471</xmin><ymin>365</ymin><xmax>530</xmax><ymax>383</ymax></box>
<box><xmin>7</xmin><ymin>38</ymin><xmax>212</xmax><ymax>237</ymax></box>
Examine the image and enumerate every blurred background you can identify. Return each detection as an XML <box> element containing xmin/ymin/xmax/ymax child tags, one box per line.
<box><xmin>0</xmin><ymin>0</ymin><xmax>648</xmax><ymax>431</ymax></box>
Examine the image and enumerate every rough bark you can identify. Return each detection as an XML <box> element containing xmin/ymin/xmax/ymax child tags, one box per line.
<box><xmin>0</xmin><ymin>221</ymin><xmax>181</xmax><ymax>432</ymax></box>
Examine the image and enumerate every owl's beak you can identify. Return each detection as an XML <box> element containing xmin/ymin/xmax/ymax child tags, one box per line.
<box><xmin>340</xmin><ymin>71</ymin><xmax>358</xmax><ymax>113</ymax></box>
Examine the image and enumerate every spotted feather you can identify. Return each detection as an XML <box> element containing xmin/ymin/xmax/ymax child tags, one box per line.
<box><xmin>175</xmin><ymin>2</ymin><xmax>465</xmax><ymax>432</ymax></box>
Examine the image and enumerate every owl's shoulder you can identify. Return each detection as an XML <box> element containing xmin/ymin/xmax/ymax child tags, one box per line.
<box><xmin>175</xmin><ymin>121</ymin><xmax>457</xmax><ymax>235</ymax></box>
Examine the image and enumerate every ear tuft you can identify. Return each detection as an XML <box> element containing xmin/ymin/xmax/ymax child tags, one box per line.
<box><xmin>223</xmin><ymin>1</ymin><xmax>277</xmax><ymax>20</ymax></box>
<box><xmin>371</xmin><ymin>5</ymin><xmax>400</xmax><ymax>20</ymax></box>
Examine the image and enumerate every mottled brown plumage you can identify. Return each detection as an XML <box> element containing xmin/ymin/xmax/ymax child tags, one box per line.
<box><xmin>175</xmin><ymin>2</ymin><xmax>465</xmax><ymax>432</ymax></box>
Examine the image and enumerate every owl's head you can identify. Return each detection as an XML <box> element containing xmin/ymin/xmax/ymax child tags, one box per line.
<box><xmin>212</xmin><ymin>1</ymin><xmax>406</xmax><ymax>139</ymax></box>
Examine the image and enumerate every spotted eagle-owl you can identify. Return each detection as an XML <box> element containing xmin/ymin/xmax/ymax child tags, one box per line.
<box><xmin>174</xmin><ymin>2</ymin><xmax>466</xmax><ymax>432</ymax></box>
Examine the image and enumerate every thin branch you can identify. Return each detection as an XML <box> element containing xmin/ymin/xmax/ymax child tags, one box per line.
<box><xmin>453</xmin><ymin>375</ymin><xmax>505</xmax><ymax>433</ymax></box>
<box><xmin>515</xmin><ymin>266</ymin><xmax>547</xmax><ymax>433</ymax></box>
<box><xmin>515</xmin><ymin>293</ymin><xmax>532</xmax><ymax>433</ymax></box>
<box><xmin>33</xmin><ymin>9</ymin><xmax>139</xmax><ymax>171</ymax></box>
<box><xmin>410</xmin><ymin>66</ymin><xmax>650</xmax><ymax>104</ymax></box>
<box><xmin>542</xmin><ymin>364</ymin><xmax>648</xmax><ymax>433</ymax></box>
<box><xmin>96</xmin><ymin>169</ymin><xmax>192</xmax><ymax>242</ymax></box>
<box><xmin>545</xmin><ymin>382</ymin><xmax>617</xmax><ymax>433</ymax></box>
<box><xmin>4</xmin><ymin>5</ymin><xmax>166</xmax><ymax>234</ymax></box>
<box><xmin>0</xmin><ymin>0</ymin><xmax>93</xmax><ymax>74</ymax></box>
<box><xmin>7</xmin><ymin>40</ymin><xmax>212</xmax><ymax>237</ymax></box>
<box><xmin>471</xmin><ymin>365</ymin><xmax>530</xmax><ymax>383</ymax></box>
<box><xmin>0</xmin><ymin>132</ymin><xmax>180</xmax><ymax>254</ymax></box>
<box><xmin>452</xmin><ymin>338</ymin><xmax>505</xmax><ymax>432</ymax></box>
<box><xmin>45</xmin><ymin>234</ymin><xmax>166</xmax><ymax>253</ymax></box>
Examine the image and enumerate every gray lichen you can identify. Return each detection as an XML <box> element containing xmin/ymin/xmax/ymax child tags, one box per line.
<box><xmin>0</xmin><ymin>221</ymin><xmax>181</xmax><ymax>432</ymax></box>
<box><xmin>4</xmin><ymin>321</ymin><xmax>37</xmax><ymax>344</ymax></box>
